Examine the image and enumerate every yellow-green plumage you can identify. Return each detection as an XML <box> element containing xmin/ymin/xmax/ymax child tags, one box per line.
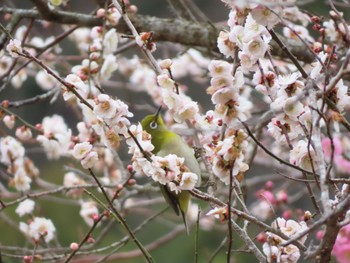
<box><xmin>141</xmin><ymin>114</ymin><xmax>201</xmax><ymax>233</ymax></box>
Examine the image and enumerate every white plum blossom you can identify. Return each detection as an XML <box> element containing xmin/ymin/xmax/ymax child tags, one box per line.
<box><xmin>72</xmin><ymin>142</ymin><xmax>98</xmax><ymax>169</ymax></box>
<box><xmin>283</xmin><ymin>25</ymin><xmax>314</xmax><ymax>43</ymax></box>
<box><xmin>16</xmin><ymin>199</ymin><xmax>35</xmax><ymax>217</ymax></box>
<box><xmin>239</xmin><ymin>51</ymin><xmax>256</xmax><ymax>70</ymax></box>
<box><xmin>251</xmin><ymin>200</ymin><xmax>273</xmax><ymax>221</ymax></box>
<box><xmin>26</xmin><ymin>217</ymin><xmax>56</xmax><ymax>243</ymax></box>
<box><xmin>105</xmin><ymin>7</ymin><xmax>122</xmax><ymax>26</ymax></box>
<box><xmin>333</xmin><ymin>79</ymin><xmax>350</xmax><ymax>113</ymax></box>
<box><xmin>207</xmin><ymin>63</ymin><xmax>252</xmax><ymax>128</ymax></box>
<box><xmin>36</xmin><ymin>136</ymin><xmax>61</xmax><ymax>159</ymax></box>
<box><xmin>217</xmin><ymin>31</ymin><xmax>236</xmax><ymax>58</ymax></box>
<box><xmin>243</xmin><ymin>37</ymin><xmax>268</xmax><ymax>59</ymax></box>
<box><xmin>36</xmin><ymin>115</ymin><xmax>72</xmax><ymax>159</ymax></box>
<box><xmin>11</xmin><ymin>68</ymin><xmax>27</xmax><ymax>89</ymax></box>
<box><xmin>226</xmin><ymin>14</ymin><xmax>271</xmax><ymax>62</ymax></box>
<box><xmin>35</xmin><ymin>70</ymin><xmax>57</xmax><ymax>90</ymax></box>
<box><xmin>242</xmin><ymin>14</ymin><xmax>269</xmax><ymax>42</ymax></box>
<box><xmin>179</xmin><ymin>172</ymin><xmax>198</xmax><ymax>190</ymax></box>
<box><xmin>150</xmin><ymin>154</ymin><xmax>183</xmax><ymax>184</ymax></box>
<box><xmin>69</xmin><ymin>28</ymin><xmax>91</xmax><ymax>52</ymax></box>
<box><xmin>100</xmin><ymin>54</ymin><xmax>118</xmax><ymax>80</ymax></box>
<box><xmin>14</xmin><ymin>25</ymin><xmax>27</xmax><ymax>41</ymax></box>
<box><xmin>272</xmin><ymin>218</ymin><xmax>308</xmax><ymax>243</ymax></box>
<box><xmin>64</xmin><ymin>172</ymin><xmax>85</xmax><ymax>187</ymax></box>
<box><xmin>290</xmin><ymin>140</ymin><xmax>316</xmax><ymax>171</ymax></box>
<box><xmin>310</xmin><ymin>52</ymin><xmax>327</xmax><ymax>80</ymax></box>
<box><xmin>3</xmin><ymin>115</ymin><xmax>15</xmax><ymax>129</ymax></box>
<box><xmin>0</xmin><ymin>55</ymin><xmax>12</xmax><ymax>76</ymax></box>
<box><xmin>63</xmin><ymin>74</ymin><xmax>89</xmax><ymax>100</ymax></box>
<box><xmin>229</xmin><ymin>26</ymin><xmax>244</xmax><ymax>49</ymax></box>
<box><xmin>157</xmin><ymin>74</ymin><xmax>176</xmax><ymax>89</ymax></box>
<box><xmin>211</xmin><ymin>131</ymin><xmax>249</xmax><ymax>185</ymax></box>
<box><xmin>80</xmin><ymin>151</ymin><xmax>99</xmax><ymax>169</ymax></box>
<box><xmin>206</xmin><ymin>206</ymin><xmax>227</xmax><ymax>222</ymax></box>
<box><xmin>251</xmin><ymin>5</ymin><xmax>280</xmax><ymax>29</ymax></box>
<box><xmin>263</xmin><ymin>243</ymin><xmax>280</xmax><ymax>263</ymax></box>
<box><xmin>80</xmin><ymin>201</ymin><xmax>99</xmax><ymax>226</ymax></box>
<box><xmin>283</xmin><ymin>6</ymin><xmax>310</xmax><ymax>26</ymax></box>
<box><xmin>73</xmin><ymin>142</ymin><xmax>93</xmax><ymax>160</ymax></box>
<box><xmin>92</xmin><ymin>94</ymin><xmax>133</xmax><ymax>136</ymax></box>
<box><xmin>6</xmin><ymin>39</ymin><xmax>22</xmax><ymax>58</ymax></box>
<box><xmin>63</xmin><ymin>172</ymin><xmax>86</xmax><ymax>197</ymax></box>
<box><xmin>159</xmin><ymin>58</ymin><xmax>173</xmax><ymax>69</ymax></box>
<box><xmin>160</xmin><ymin>88</ymin><xmax>199</xmax><ymax>123</ymax></box>
<box><xmin>176</xmin><ymin>100</ymin><xmax>199</xmax><ymax>122</ymax></box>
<box><xmin>263</xmin><ymin>217</ymin><xmax>307</xmax><ymax>263</ymax></box>
<box><xmin>126</xmin><ymin>123</ymin><xmax>154</xmax><ymax>158</ymax></box>
<box><xmin>13</xmin><ymin>167</ymin><xmax>32</xmax><ymax>192</ymax></box>
<box><xmin>0</xmin><ymin>136</ymin><xmax>25</xmax><ymax>165</ymax></box>
<box><xmin>94</xmin><ymin>94</ymin><xmax>118</xmax><ymax>119</ymax></box>
<box><xmin>20</xmin><ymin>218</ymin><xmax>56</xmax><ymax>243</ymax></box>
<box><xmin>283</xmin><ymin>97</ymin><xmax>305</xmax><ymax>119</ymax></box>
<box><xmin>170</xmin><ymin>49</ymin><xmax>209</xmax><ymax>81</ymax></box>
<box><xmin>15</xmin><ymin>126</ymin><xmax>33</xmax><ymax>141</ymax></box>
<box><xmin>323</xmin><ymin>19</ymin><xmax>340</xmax><ymax>42</ymax></box>
<box><xmin>208</xmin><ymin>60</ymin><xmax>232</xmax><ymax>77</ymax></box>
<box><xmin>103</xmin><ymin>28</ymin><xmax>118</xmax><ymax>56</ymax></box>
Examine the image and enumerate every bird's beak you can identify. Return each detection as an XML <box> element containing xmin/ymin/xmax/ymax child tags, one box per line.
<box><xmin>154</xmin><ymin>105</ymin><xmax>162</xmax><ymax>123</ymax></box>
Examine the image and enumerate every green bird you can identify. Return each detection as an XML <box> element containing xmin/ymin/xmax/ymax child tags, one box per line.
<box><xmin>141</xmin><ymin>111</ymin><xmax>201</xmax><ymax>233</ymax></box>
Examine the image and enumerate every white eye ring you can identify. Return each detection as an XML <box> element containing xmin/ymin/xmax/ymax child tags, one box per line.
<box><xmin>150</xmin><ymin>121</ymin><xmax>158</xmax><ymax>129</ymax></box>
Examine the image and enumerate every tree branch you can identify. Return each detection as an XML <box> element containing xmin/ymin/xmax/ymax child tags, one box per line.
<box><xmin>0</xmin><ymin>6</ymin><xmax>315</xmax><ymax>63</ymax></box>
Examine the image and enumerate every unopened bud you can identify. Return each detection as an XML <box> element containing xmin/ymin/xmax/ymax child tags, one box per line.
<box><xmin>70</xmin><ymin>242</ymin><xmax>79</xmax><ymax>251</ymax></box>
<box><xmin>128</xmin><ymin>179</ymin><xmax>136</xmax><ymax>186</ymax></box>
<box><xmin>304</xmin><ymin>210</ymin><xmax>312</xmax><ymax>221</ymax></box>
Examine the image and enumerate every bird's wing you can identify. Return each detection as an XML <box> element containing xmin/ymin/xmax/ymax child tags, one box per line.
<box><xmin>159</xmin><ymin>184</ymin><xmax>180</xmax><ymax>216</ymax></box>
<box><xmin>158</xmin><ymin>134</ymin><xmax>201</xmax><ymax>185</ymax></box>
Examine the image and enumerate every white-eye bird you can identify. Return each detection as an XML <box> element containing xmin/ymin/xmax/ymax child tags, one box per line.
<box><xmin>141</xmin><ymin>111</ymin><xmax>201</xmax><ymax>233</ymax></box>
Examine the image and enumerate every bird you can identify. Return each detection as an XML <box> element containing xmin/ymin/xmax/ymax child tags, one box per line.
<box><xmin>141</xmin><ymin>109</ymin><xmax>201</xmax><ymax>233</ymax></box>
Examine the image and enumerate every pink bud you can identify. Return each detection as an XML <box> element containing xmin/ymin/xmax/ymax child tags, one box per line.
<box><xmin>282</xmin><ymin>210</ymin><xmax>291</xmax><ymax>220</ymax></box>
<box><xmin>70</xmin><ymin>242</ymin><xmax>79</xmax><ymax>251</ymax></box>
<box><xmin>96</xmin><ymin>8</ymin><xmax>105</xmax><ymax>18</ymax></box>
<box><xmin>87</xmin><ymin>236</ymin><xmax>95</xmax><ymax>243</ymax></box>
<box><xmin>92</xmin><ymin>214</ymin><xmax>100</xmax><ymax>222</ymax></box>
<box><xmin>128</xmin><ymin>179</ymin><xmax>136</xmax><ymax>186</ymax></box>
<box><xmin>265</xmin><ymin>181</ymin><xmax>274</xmax><ymax>190</ymax></box>
<box><xmin>316</xmin><ymin>230</ymin><xmax>324</xmax><ymax>240</ymax></box>
<box><xmin>24</xmin><ymin>256</ymin><xmax>33</xmax><ymax>263</ymax></box>
<box><xmin>276</xmin><ymin>190</ymin><xmax>288</xmax><ymax>203</ymax></box>
<box><xmin>3</xmin><ymin>115</ymin><xmax>15</xmax><ymax>129</ymax></box>
<box><xmin>256</xmin><ymin>232</ymin><xmax>267</xmax><ymax>243</ymax></box>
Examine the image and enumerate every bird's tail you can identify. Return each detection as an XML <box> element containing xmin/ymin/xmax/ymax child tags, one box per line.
<box><xmin>180</xmin><ymin>209</ymin><xmax>189</xmax><ymax>235</ymax></box>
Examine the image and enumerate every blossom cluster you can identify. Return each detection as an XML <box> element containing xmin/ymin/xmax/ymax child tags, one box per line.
<box><xmin>263</xmin><ymin>217</ymin><xmax>308</xmax><ymax>263</ymax></box>
<box><xmin>63</xmin><ymin>27</ymin><xmax>119</xmax><ymax>101</ymax></box>
<box><xmin>207</xmin><ymin>60</ymin><xmax>252</xmax><ymax>128</ymax></box>
<box><xmin>0</xmin><ymin>136</ymin><xmax>38</xmax><ymax>192</ymax></box>
<box><xmin>3</xmin><ymin>24</ymin><xmax>61</xmax><ymax>90</ymax></box>
<box><xmin>205</xmin><ymin>129</ymin><xmax>249</xmax><ymax>185</ymax></box>
<box><xmin>157</xmin><ymin>73</ymin><xmax>199</xmax><ymax>123</ymax></box>
<box><xmin>20</xmin><ymin>217</ymin><xmax>56</xmax><ymax>243</ymax></box>
<box><xmin>126</xmin><ymin>124</ymin><xmax>198</xmax><ymax>192</ymax></box>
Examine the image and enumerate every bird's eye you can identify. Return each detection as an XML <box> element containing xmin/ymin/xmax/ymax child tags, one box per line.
<box><xmin>150</xmin><ymin>121</ymin><xmax>158</xmax><ymax>129</ymax></box>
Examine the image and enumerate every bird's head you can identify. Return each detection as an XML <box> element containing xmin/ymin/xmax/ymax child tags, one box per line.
<box><xmin>141</xmin><ymin>112</ymin><xmax>166</xmax><ymax>135</ymax></box>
